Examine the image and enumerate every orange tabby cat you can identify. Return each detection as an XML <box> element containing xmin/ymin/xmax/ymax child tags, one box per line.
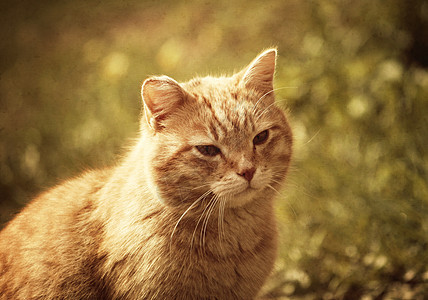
<box><xmin>0</xmin><ymin>49</ymin><xmax>292</xmax><ymax>299</ymax></box>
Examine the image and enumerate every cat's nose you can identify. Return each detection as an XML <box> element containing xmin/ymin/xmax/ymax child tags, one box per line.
<box><xmin>237</xmin><ymin>167</ymin><xmax>256</xmax><ymax>182</ymax></box>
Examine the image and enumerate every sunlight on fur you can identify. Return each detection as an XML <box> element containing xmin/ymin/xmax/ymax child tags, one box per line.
<box><xmin>0</xmin><ymin>49</ymin><xmax>293</xmax><ymax>299</ymax></box>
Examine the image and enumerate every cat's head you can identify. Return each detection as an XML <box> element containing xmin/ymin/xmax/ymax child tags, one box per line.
<box><xmin>140</xmin><ymin>49</ymin><xmax>292</xmax><ymax>210</ymax></box>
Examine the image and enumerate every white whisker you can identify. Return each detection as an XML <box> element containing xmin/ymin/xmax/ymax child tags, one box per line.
<box><xmin>252</xmin><ymin>86</ymin><xmax>297</xmax><ymax>113</ymax></box>
<box><xmin>170</xmin><ymin>190</ymin><xmax>211</xmax><ymax>255</ymax></box>
<box><xmin>201</xmin><ymin>195</ymin><xmax>219</xmax><ymax>251</ymax></box>
<box><xmin>267</xmin><ymin>184</ymin><xmax>297</xmax><ymax>218</ymax></box>
<box><xmin>216</xmin><ymin>196</ymin><xmax>227</xmax><ymax>255</ymax></box>
<box><xmin>302</xmin><ymin>128</ymin><xmax>321</xmax><ymax>146</ymax></box>
<box><xmin>190</xmin><ymin>183</ymin><xmax>213</xmax><ymax>191</ymax></box>
<box><xmin>255</xmin><ymin>102</ymin><xmax>277</xmax><ymax>122</ymax></box>
<box><xmin>267</xmin><ymin>184</ymin><xmax>281</xmax><ymax>196</ymax></box>
<box><xmin>191</xmin><ymin>194</ymin><xmax>216</xmax><ymax>254</ymax></box>
<box><xmin>269</xmin><ymin>178</ymin><xmax>284</xmax><ymax>186</ymax></box>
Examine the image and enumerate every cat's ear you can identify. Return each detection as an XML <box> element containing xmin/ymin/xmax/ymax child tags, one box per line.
<box><xmin>238</xmin><ymin>48</ymin><xmax>277</xmax><ymax>95</ymax></box>
<box><xmin>141</xmin><ymin>76</ymin><xmax>186</xmax><ymax>131</ymax></box>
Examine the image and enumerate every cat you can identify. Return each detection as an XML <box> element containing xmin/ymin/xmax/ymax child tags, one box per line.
<box><xmin>0</xmin><ymin>48</ymin><xmax>292</xmax><ymax>299</ymax></box>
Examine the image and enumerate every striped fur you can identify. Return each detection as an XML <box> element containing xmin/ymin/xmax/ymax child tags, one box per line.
<box><xmin>0</xmin><ymin>49</ymin><xmax>292</xmax><ymax>299</ymax></box>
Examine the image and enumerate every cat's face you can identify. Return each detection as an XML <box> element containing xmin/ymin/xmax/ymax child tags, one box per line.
<box><xmin>141</xmin><ymin>50</ymin><xmax>292</xmax><ymax>210</ymax></box>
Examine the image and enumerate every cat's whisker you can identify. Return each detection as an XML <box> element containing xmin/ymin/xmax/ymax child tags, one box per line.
<box><xmin>191</xmin><ymin>193</ymin><xmax>216</xmax><ymax>254</ymax></box>
<box><xmin>190</xmin><ymin>183</ymin><xmax>212</xmax><ymax>191</ymax></box>
<box><xmin>221</xmin><ymin>197</ymin><xmax>227</xmax><ymax>241</ymax></box>
<box><xmin>266</xmin><ymin>184</ymin><xmax>281</xmax><ymax>196</ymax></box>
<box><xmin>188</xmin><ymin>193</ymin><xmax>212</xmax><ymax>252</ymax></box>
<box><xmin>301</xmin><ymin>128</ymin><xmax>321</xmax><ymax>147</ymax></box>
<box><xmin>271</xmin><ymin>170</ymin><xmax>288</xmax><ymax>181</ymax></box>
<box><xmin>221</xmin><ymin>196</ymin><xmax>228</xmax><ymax>252</ymax></box>
<box><xmin>267</xmin><ymin>184</ymin><xmax>297</xmax><ymax>218</ymax></box>
<box><xmin>169</xmin><ymin>189</ymin><xmax>211</xmax><ymax>253</ymax></box>
<box><xmin>201</xmin><ymin>195</ymin><xmax>220</xmax><ymax>252</ymax></box>
<box><xmin>216</xmin><ymin>196</ymin><xmax>227</xmax><ymax>255</ymax></box>
<box><xmin>255</xmin><ymin>102</ymin><xmax>277</xmax><ymax>122</ymax></box>
<box><xmin>286</xmin><ymin>177</ymin><xmax>319</xmax><ymax>201</ymax></box>
<box><xmin>251</xmin><ymin>89</ymin><xmax>274</xmax><ymax>114</ymax></box>
<box><xmin>251</xmin><ymin>86</ymin><xmax>296</xmax><ymax>113</ymax></box>
<box><xmin>269</xmin><ymin>178</ymin><xmax>284</xmax><ymax>186</ymax></box>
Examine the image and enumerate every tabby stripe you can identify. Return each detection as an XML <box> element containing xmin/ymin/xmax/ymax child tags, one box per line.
<box><xmin>209</xmin><ymin>123</ymin><xmax>219</xmax><ymax>140</ymax></box>
<box><xmin>200</xmin><ymin>96</ymin><xmax>228</xmax><ymax>136</ymax></box>
<box><xmin>141</xmin><ymin>209</ymin><xmax>163</xmax><ymax>222</ymax></box>
<box><xmin>230</xmin><ymin>91</ymin><xmax>238</xmax><ymax>101</ymax></box>
<box><xmin>243</xmin><ymin>111</ymin><xmax>255</xmax><ymax>132</ymax></box>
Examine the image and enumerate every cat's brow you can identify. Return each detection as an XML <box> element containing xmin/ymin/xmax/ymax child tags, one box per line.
<box><xmin>199</xmin><ymin>95</ymin><xmax>228</xmax><ymax>135</ymax></box>
<box><xmin>188</xmin><ymin>136</ymin><xmax>217</xmax><ymax>145</ymax></box>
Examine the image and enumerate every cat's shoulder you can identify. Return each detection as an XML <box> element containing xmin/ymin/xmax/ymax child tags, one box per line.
<box><xmin>33</xmin><ymin>168</ymin><xmax>112</xmax><ymax>205</ymax></box>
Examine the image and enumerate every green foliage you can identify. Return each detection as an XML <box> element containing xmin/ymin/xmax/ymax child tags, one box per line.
<box><xmin>1</xmin><ymin>0</ymin><xmax>427</xmax><ymax>298</ymax></box>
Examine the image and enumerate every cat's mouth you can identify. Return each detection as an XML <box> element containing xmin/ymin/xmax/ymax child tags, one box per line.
<box><xmin>210</xmin><ymin>176</ymin><xmax>266</xmax><ymax>207</ymax></box>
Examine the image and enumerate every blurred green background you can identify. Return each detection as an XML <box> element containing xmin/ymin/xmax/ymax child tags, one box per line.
<box><xmin>1</xmin><ymin>0</ymin><xmax>427</xmax><ymax>298</ymax></box>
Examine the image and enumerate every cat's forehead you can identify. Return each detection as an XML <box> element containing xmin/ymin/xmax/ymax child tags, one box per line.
<box><xmin>183</xmin><ymin>76</ymin><xmax>272</xmax><ymax>145</ymax></box>
<box><xmin>186</xmin><ymin>76</ymin><xmax>258</xmax><ymax>110</ymax></box>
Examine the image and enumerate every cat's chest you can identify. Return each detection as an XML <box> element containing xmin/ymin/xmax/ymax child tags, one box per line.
<box><xmin>102</xmin><ymin>205</ymin><xmax>276</xmax><ymax>299</ymax></box>
<box><xmin>115</xmin><ymin>231</ymin><xmax>274</xmax><ymax>299</ymax></box>
<box><xmin>158</xmin><ymin>221</ymin><xmax>276</xmax><ymax>299</ymax></box>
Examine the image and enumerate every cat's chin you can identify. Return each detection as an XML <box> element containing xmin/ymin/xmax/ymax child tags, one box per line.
<box><xmin>224</xmin><ymin>188</ymin><xmax>259</xmax><ymax>208</ymax></box>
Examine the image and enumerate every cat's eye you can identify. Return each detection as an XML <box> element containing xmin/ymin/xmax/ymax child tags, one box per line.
<box><xmin>195</xmin><ymin>145</ymin><xmax>221</xmax><ymax>156</ymax></box>
<box><xmin>253</xmin><ymin>130</ymin><xmax>269</xmax><ymax>145</ymax></box>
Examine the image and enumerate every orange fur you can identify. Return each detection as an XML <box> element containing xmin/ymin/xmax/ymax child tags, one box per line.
<box><xmin>0</xmin><ymin>49</ymin><xmax>292</xmax><ymax>299</ymax></box>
